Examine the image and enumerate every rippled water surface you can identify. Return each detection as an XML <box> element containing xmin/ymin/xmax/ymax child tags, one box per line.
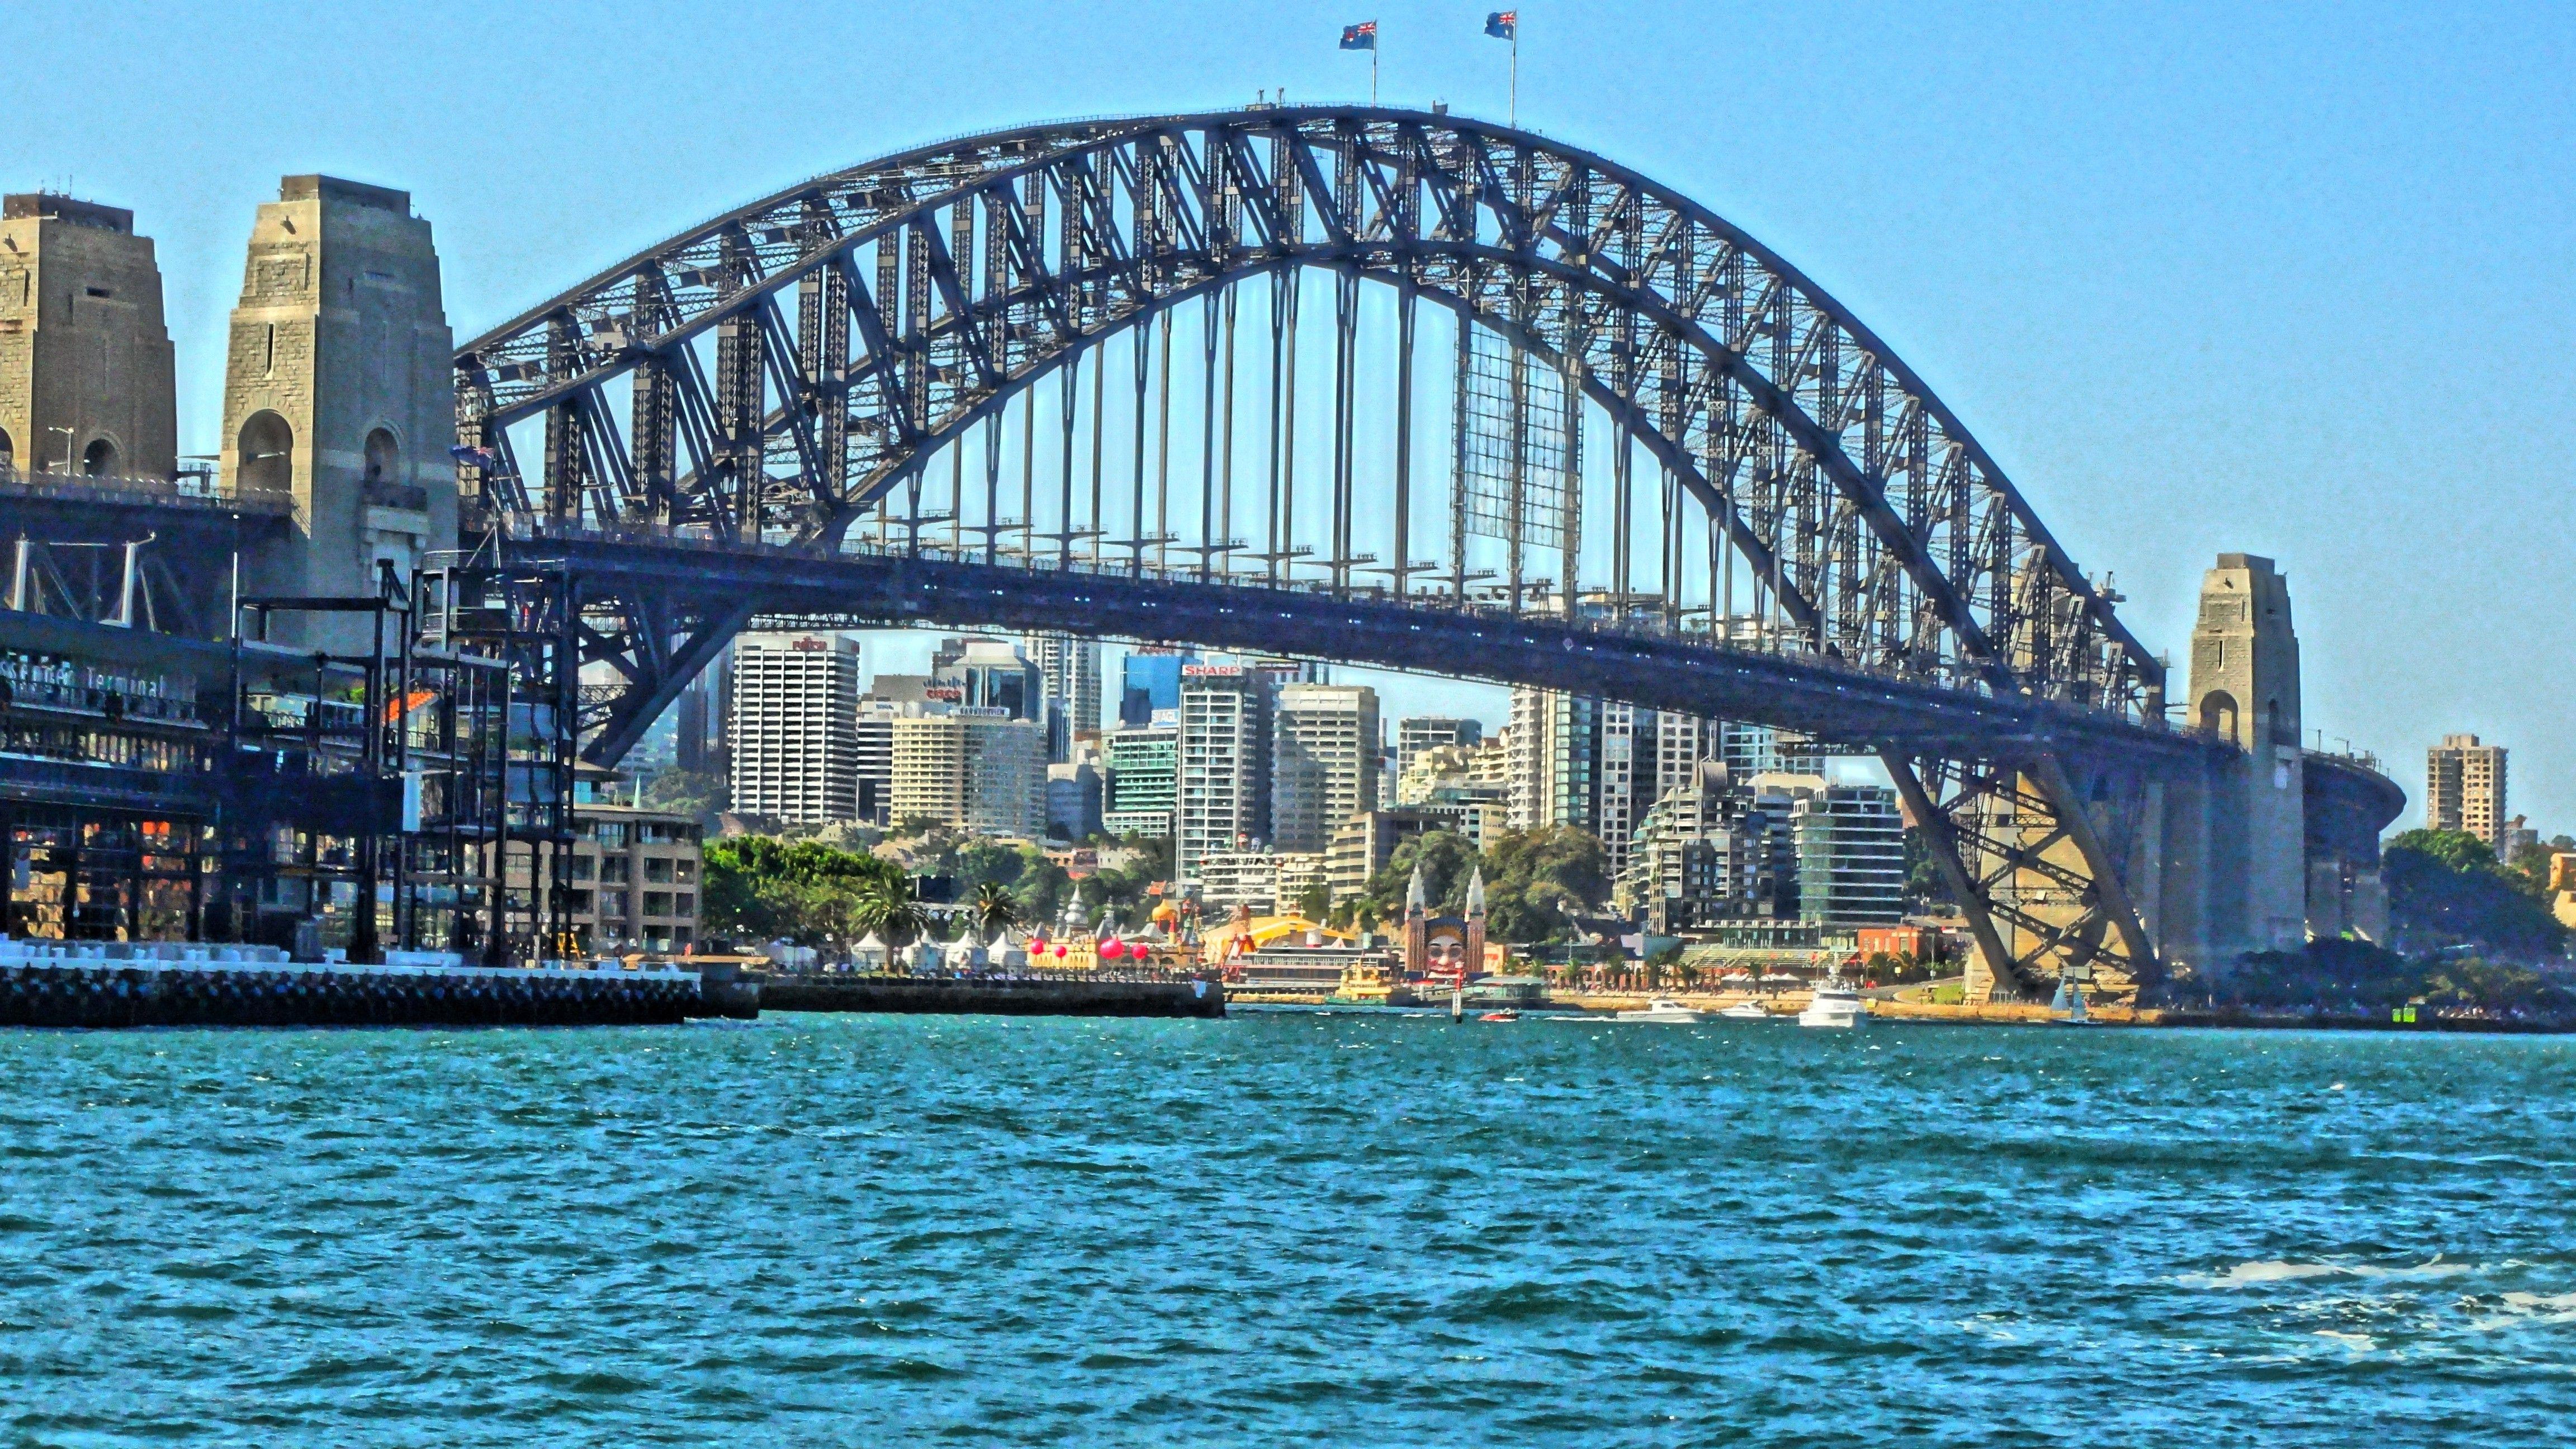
<box><xmin>5</xmin><ymin>1011</ymin><xmax>2573</xmax><ymax>1445</ymax></box>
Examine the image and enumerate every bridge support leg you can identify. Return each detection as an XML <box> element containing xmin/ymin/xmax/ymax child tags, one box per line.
<box><xmin>1890</xmin><ymin>751</ymin><xmax>2164</xmax><ymax>1005</ymax></box>
<box><xmin>1882</xmin><ymin>750</ymin><xmax>2019</xmax><ymax>1001</ymax></box>
<box><xmin>2028</xmin><ymin>754</ymin><xmax>2161</xmax><ymax>987</ymax></box>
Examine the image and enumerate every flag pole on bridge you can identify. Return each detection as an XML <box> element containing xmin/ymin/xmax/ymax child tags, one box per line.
<box><xmin>1485</xmin><ymin>11</ymin><xmax>1518</xmax><ymax>126</ymax></box>
<box><xmin>1340</xmin><ymin>20</ymin><xmax>1379</xmax><ymax>105</ymax></box>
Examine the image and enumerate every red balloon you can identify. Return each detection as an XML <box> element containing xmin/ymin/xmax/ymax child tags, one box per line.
<box><xmin>1052</xmin><ymin>943</ymin><xmax>1068</xmax><ymax>959</ymax></box>
<box><xmin>1099</xmin><ymin>941</ymin><xmax>1125</xmax><ymax>961</ymax></box>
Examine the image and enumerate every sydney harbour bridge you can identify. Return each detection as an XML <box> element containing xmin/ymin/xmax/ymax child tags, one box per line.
<box><xmin>446</xmin><ymin>105</ymin><xmax>2396</xmax><ymax>1001</ymax></box>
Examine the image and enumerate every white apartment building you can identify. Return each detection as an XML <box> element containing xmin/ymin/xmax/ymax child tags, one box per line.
<box><xmin>1194</xmin><ymin>850</ymin><xmax>1281</xmax><ymax>915</ymax></box>
<box><xmin>854</xmin><ymin>697</ymin><xmax>904</xmax><ymax>826</ymax></box>
<box><xmin>889</xmin><ymin>709</ymin><xmax>1048</xmax><ymax>839</ymax></box>
<box><xmin>1192</xmin><ymin>849</ymin><xmax>1327</xmax><ymax>916</ymax></box>
<box><xmin>1507</xmin><ymin>686</ymin><xmax>1655</xmax><ymax>877</ymax></box>
<box><xmin>1177</xmin><ymin>667</ymin><xmax>1273</xmax><ymax>879</ymax></box>
<box><xmin>730</xmin><ymin>633</ymin><xmax>862</xmax><ymax>826</ymax></box>
<box><xmin>1271</xmin><ymin>683</ymin><xmax>1380</xmax><ymax>853</ymax></box>
<box><xmin>1508</xmin><ymin>686</ymin><xmax>1588</xmax><ymax>834</ymax></box>
<box><xmin>1025</xmin><ymin>632</ymin><xmax>1102</xmax><ymax>757</ymax></box>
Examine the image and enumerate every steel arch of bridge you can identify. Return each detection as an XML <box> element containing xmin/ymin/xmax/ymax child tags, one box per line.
<box><xmin>454</xmin><ymin>105</ymin><xmax>2194</xmax><ymax>998</ymax></box>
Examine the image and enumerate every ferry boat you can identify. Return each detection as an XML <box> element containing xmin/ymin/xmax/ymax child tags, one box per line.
<box><xmin>1327</xmin><ymin>959</ymin><xmax>1406</xmax><ymax>1005</ymax></box>
<box><xmin>1615</xmin><ymin>998</ymin><xmax>1708</xmax><ymax>1023</ymax></box>
<box><xmin>1798</xmin><ymin>973</ymin><xmax>1865</xmax><ymax>1030</ymax></box>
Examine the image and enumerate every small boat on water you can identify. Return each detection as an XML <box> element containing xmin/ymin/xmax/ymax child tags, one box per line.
<box><xmin>1616</xmin><ymin>998</ymin><xmax>1708</xmax><ymax>1023</ymax></box>
<box><xmin>1717</xmin><ymin>1000</ymin><xmax>1772</xmax><ymax>1021</ymax></box>
<box><xmin>1798</xmin><ymin>973</ymin><xmax>1865</xmax><ymax>1030</ymax></box>
<box><xmin>1477</xmin><ymin>1009</ymin><xmax>1521</xmax><ymax>1022</ymax></box>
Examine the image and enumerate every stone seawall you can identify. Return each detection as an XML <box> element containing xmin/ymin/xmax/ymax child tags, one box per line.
<box><xmin>763</xmin><ymin>974</ymin><xmax>1225</xmax><ymax>1020</ymax></box>
<box><xmin>2</xmin><ymin>960</ymin><xmax>703</xmax><ymax>1029</ymax></box>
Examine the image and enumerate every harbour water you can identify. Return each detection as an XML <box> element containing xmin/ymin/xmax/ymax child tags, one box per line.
<box><xmin>6</xmin><ymin>1012</ymin><xmax>2572</xmax><ymax>1445</ymax></box>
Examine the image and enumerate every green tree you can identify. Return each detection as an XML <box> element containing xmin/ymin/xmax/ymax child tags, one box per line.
<box><xmin>2209</xmin><ymin>938</ymin><xmax>2574</xmax><ymax>1019</ymax></box>
<box><xmin>1087</xmin><ymin>836</ymin><xmax>1173</xmax><ymax>920</ymax></box>
<box><xmin>1902</xmin><ymin>826</ymin><xmax>1956</xmax><ymax>911</ymax></box>
<box><xmin>950</xmin><ymin>840</ymin><xmax>1030</xmax><ymax>892</ymax></box>
<box><xmin>970</xmin><ymin>880</ymin><xmax>1019</xmax><ymax>936</ymax></box>
<box><xmin>852</xmin><ymin>874</ymin><xmax>931</xmax><ymax>945</ymax></box>
<box><xmin>642</xmin><ymin>766</ymin><xmax>728</xmax><ymax>826</ymax></box>
<box><xmin>701</xmin><ymin>835</ymin><xmax>906</xmax><ymax>946</ymax></box>
<box><xmin>2385</xmin><ymin>828</ymin><xmax>2565</xmax><ymax>960</ymax></box>
<box><xmin>1011</xmin><ymin>854</ymin><xmax>1074</xmax><ymax>928</ymax></box>
<box><xmin>1479</xmin><ymin>826</ymin><xmax>1611</xmax><ymax>943</ymax></box>
<box><xmin>1363</xmin><ymin>829</ymin><xmax>1481</xmax><ymax>918</ymax></box>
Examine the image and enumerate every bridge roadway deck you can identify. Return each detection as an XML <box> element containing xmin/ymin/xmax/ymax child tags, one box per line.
<box><xmin>523</xmin><ymin>533</ymin><xmax>2219</xmax><ymax>765</ymax></box>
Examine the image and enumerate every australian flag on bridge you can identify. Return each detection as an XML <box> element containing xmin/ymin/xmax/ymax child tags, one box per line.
<box><xmin>1485</xmin><ymin>11</ymin><xmax>1516</xmax><ymax>40</ymax></box>
<box><xmin>1340</xmin><ymin>20</ymin><xmax>1377</xmax><ymax>50</ymax></box>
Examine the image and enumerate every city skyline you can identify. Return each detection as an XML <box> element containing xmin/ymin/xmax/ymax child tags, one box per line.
<box><xmin>3</xmin><ymin>15</ymin><xmax>2569</xmax><ymax>1441</ymax></box>
<box><xmin>9</xmin><ymin>0</ymin><xmax>2565</xmax><ymax>824</ymax></box>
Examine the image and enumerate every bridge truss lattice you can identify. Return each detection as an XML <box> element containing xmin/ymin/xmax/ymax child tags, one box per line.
<box><xmin>454</xmin><ymin>106</ymin><xmax>2190</xmax><ymax>997</ymax></box>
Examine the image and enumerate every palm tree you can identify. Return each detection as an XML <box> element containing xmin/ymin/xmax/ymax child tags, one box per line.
<box><xmin>852</xmin><ymin>875</ymin><xmax>931</xmax><ymax>945</ymax></box>
<box><xmin>970</xmin><ymin>880</ymin><xmax>1018</xmax><ymax>937</ymax></box>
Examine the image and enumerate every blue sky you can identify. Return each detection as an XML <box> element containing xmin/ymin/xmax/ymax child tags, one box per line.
<box><xmin>10</xmin><ymin>1</ymin><xmax>2570</xmax><ymax>827</ymax></box>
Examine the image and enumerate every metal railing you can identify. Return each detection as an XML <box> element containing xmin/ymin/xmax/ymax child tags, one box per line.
<box><xmin>0</xmin><ymin>462</ymin><xmax>292</xmax><ymax>514</ymax></box>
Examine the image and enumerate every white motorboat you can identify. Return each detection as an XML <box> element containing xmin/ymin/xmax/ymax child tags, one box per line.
<box><xmin>1798</xmin><ymin>973</ymin><xmax>1865</xmax><ymax>1030</ymax></box>
<box><xmin>1616</xmin><ymin>998</ymin><xmax>1708</xmax><ymax>1023</ymax></box>
<box><xmin>1717</xmin><ymin>1000</ymin><xmax>1772</xmax><ymax>1020</ymax></box>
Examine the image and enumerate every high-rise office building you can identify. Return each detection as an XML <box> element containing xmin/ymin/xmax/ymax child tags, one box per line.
<box><xmin>1597</xmin><ymin>702</ymin><xmax>1649</xmax><ymax>877</ymax></box>
<box><xmin>1272</xmin><ymin>683</ymin><xmax>1380</xmax><ymax>853</ymax></box>
<box><xmin>1507</xmin><ymin>686</ymin><xmax>1664</xmax><ymax>877</ymax></box>
<box><xmin>1508</xmin><ymin>687</ymin><xmax>1595</xmax><ymax>834</ymax></box>
<box><xmin>729</xmin><ymin>633</ymin><xmax>863</xmax><ymax>826</ymax></box>
<box><xmin>1177</xmin><ymin>666</ymin><xmax>1273</xmax><ymax>878</ymax></box>
<box><xmin>1651</xmin><ymin>714</ymin><xmax>1808</xmax><ymax>797</ymax></box>
<box><xmin>1046</xmin><ymin>760</ymin><xmax>1104</xmax><ymax>841</ymax></box>
<box><xmin>1118</xmin><ymin>647</ymin><xmax>1195</xmax><ymax>727</ymax></box>
<box><xmin>1396</xmin><ymin>716</ymin><xmax>1483</xmax><ymax>779</ymax></box>
<box><xmin>674</xmin><ymin>651</ymin><xmax>728</xmax><ymax>778</ymax></box>
<box><xmin>2426</xmin><ymin>734</ymin><xmax>2508</xmax><ymax>852</ymax></box>
<box><xmin>853</xmin><ymin>697</ymin><xmax>908</xmax><ymax>826</ymax></box>
<box><xmin>1224</xmin><ymin>655</ymin><xmax>1328</xmax><ymax>685</ymax></box>
<box><xmin>1325</xmin><ymin>808</ymin><xmax>1437</xmax><ymax>905</ymax></box>
<box><xmin>889</xmin><ymin>711</ymin><xmax>1048</xmax><ymax>839</ymax></box>
<box><xmin>1025</xmin><ymin>633</ymin><xmax>1102</xmax><ymax>758</ymax></box>
<box><xmin>929</xmin><ymin>637</ymin><xmax>977</xmax><ymax>675</ymax></box>
<box><xmin>1102</xmin><ymin>726</ymin><xmax>1179</xmax><ymax>838</ymax></box>
<box><xmin>938</xmin><ymin>638</ymin><xmax>1044</xmax><ymax>721</ymax></box>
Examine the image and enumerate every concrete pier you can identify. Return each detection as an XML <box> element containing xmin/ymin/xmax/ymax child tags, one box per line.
<box><xmin>761</xmin><ymin>974</ymin><xmax>1225</xmax><ymax>1020</ymax></box>
<box><xmin>0</xmin><ymin>941</ymin><xmax>703</xmax><ymax>1029</ymax></box>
